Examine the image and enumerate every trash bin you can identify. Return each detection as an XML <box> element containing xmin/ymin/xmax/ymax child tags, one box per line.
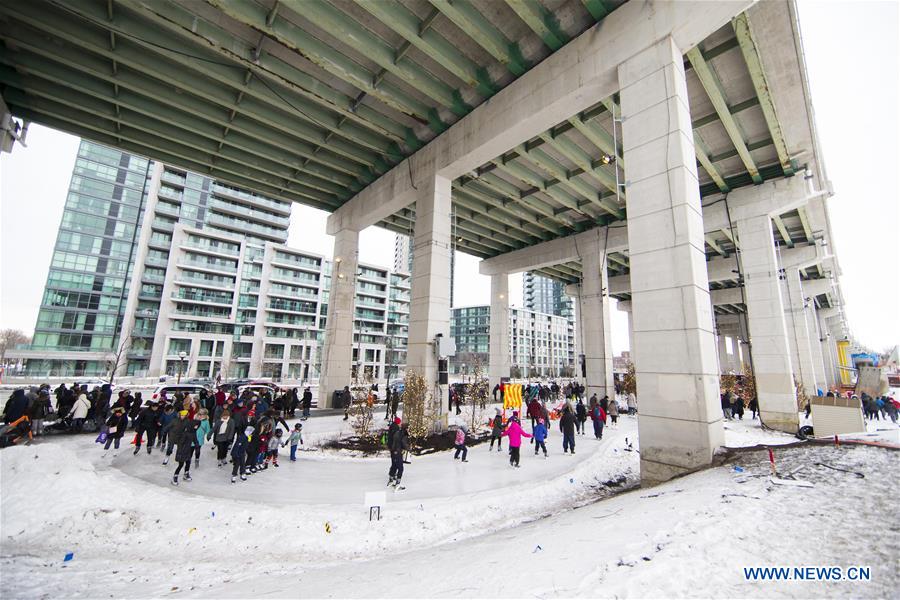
<box><xmin>331</xmin><ymin>390</ymin><xmax>343</xmax><ymax>408</ymax></box>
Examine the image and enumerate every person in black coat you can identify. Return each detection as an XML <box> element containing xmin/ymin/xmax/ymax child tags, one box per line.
<box><xmin>388</xmin><ymin>422</ymin><xmax>410</xmax><ymax>487</ymax></box>
<box><xmin>133</xmin><ymin>402</ymin><xmax>161</xmax><ymax>455</ymax></box>
<box><xmin>172</xmin><ymin>417</ymin><xmax>200</xmax><ymax>485</ymax></box>
<box><xmin>102</xmin><ymin>407</ymin><xmax>129</xmax><ymax>455</ymax></box>
<box><xmin>3</xmin><ymin>390</ymin><xmax>28</xmax><ymax>424</ymax></box>
<box><xmin>575</xmin><ymin>399</ymin><xmax>587</xmax><ymax>435</ymax></box>
<box><xmin>163</xmin><ymin>410</ymin><xmax>191</xmax><ymax>465</ymax></box>
<box><xmin>560</xmin><ymin>405</ymin><xmax>576</xmax><ymax>454</ymax></box>
<box><xmin>231</xmin><ymin>426</ymin><xmax>252</xmax><ymax>483</ymax></box>
<box><xmin>301</xmin><ymin>388</ymin><xmax>313</xmax><ymax>419</ymax></box>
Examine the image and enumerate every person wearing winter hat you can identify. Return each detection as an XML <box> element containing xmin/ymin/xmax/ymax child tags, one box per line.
<box><xmin>102</xmin><ymin>406</ymin><xmax>129</xmax><ymax>456</ymax></box>
<box><xmin>193</xmin><ymin>408</ymin><xmax>212</xmax><ymax>468</ymax></box>
<box><xmin>489</xmin><ymin>408</ymin><xmax>503</xmax><ymax>452</ymax></box>
<box><xmin>213</xmin><ymin>409</ymin><xmax>235</xmax><ymax>467</ymax></box>
<box><xmin>230</xmin><ymin>426</ymin><xmax>253</xmax><ymax>483</ymax></box>
<box><xmin>162</xmin><ymin>410</ymin><xmax>190</xmax><ymax>466</ymax></box>
<box><xmin>283</xmin><ymin>422</ymin><xmax>304</xmax><ymax>462</ymax></box>
<box><xmin>453</xmin><ymin>423</ymin><xmax>469</xmax><ymax>462</ymax></box>
<box><xmin>533</xmin><ymin>417</ymin><xmax>548</xmax><ymax>458</ymax></box>
<box><xmin>265</xmin><ymin>428</ymin><xmax>283</xmax><ymax>468</ymax></box>
<box><xmin>172</xmin><ymin>414</ymin><xmax>200</xmax><ymax>485</ymax></box>
<box><xmin>501</xmin><ymin>412</ymin><xmax>531</xmax><ymax>467</ymax></box>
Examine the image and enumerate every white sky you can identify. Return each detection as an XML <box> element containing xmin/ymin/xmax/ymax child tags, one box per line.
<box><xmin>1</xmin><ymin>0</ymin><xmax>897</xmax><ymax>353</ymax></box>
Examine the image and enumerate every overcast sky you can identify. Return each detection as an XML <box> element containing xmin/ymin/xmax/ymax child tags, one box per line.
<box><xmin>1</xmin><ymin>0</ymin><xmax>897</xmax><ymax>353</ymax></box>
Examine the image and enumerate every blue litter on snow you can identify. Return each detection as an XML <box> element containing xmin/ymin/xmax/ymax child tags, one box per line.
<box><xmin>569</xmin><ymin>478</ymin><xmax>574</xmax><ymax>483</ymax></box>
<box><xmin>211</xmin><ymin>512</ymin><xmax>215</xmax><ymax>518</ymax></box>
<box><xmin>733</xmin><ymin>466</ymin><xmax>744</xmax><ymax>473</ymax></box>
<box><xmin>63</xmin><ymin>553</ymin><xmax>74</xmax><ymax>562</ymax></box>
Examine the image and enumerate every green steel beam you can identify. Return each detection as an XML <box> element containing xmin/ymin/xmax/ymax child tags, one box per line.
<box><xmin>454</xmin><ymin>181</ymin><xmax>560</xmax><ymax>238</ymax></box>
<box><xmin>0</xmin><ymin>55</ymin><xmax>360</xmax><ymax>196</ymax></box>
<box><xmin>428</xmin><ymin>0</ymin><xmax>529</xmax><ymax>76</ymax></box>
<box><xmin>796</xmin><ymin>206</ymin><xmax>814</xmax><ymax>243</ymax></box>
<box><xmin>491</xmin><ymin>158</ymin><xmax>592</xmax><ymax>221</ymax></box>
<box><xmin>719</xmin><ymin>227</ymin><xmax>739</xmax><ymax>249</ymax></box>
<box><xmin>354</xmin><ymin>0</ymin><xmax>497</xmax><ymax>98</ymax></box>
<box><xmin>7</xmin><ymin>105</ymin><xmax>342</xmax><ymax>212</ymax></box>
<box><xmin>581</xmin><ymin>0</ymin><xmax>609</xmax><ymax>21</ymax></box>
<box><xmin>705</xmin><ymin>235</ymin><xmax>728</xmax><ymax>257</ymax></box>
<box><xmin>567</xmin><ymin>115</ymin><xmax>621</xmax><ymax>166</ymax></box>
<box><xmin>286</xmin><ymin>0</ymin><xmax>469</xmax><ymax>116</ymax></box>
<box><xmin>686</xmin><ymin>46</ymin><xmax>762</xmax><ymax>184</ymax></box>
<box><xmin>197</xmin><ymin>0</ymin><xmax>436</xmax><ymax>126</ymax></box>
<box><xmin>99</xmin><ymin>0</ymin><xmax>405</xmax><ymax>159</ymax></box>
<box><xmin>537</xmin><ymin>132</ymin><xmax>625</xmax><ymax>218</ymax></box>
<box><xmin>514</xmin><ymin>143</ymin><xmax>618</xmax><ymax>218</ymax></box>
<box><xmin>708</xmin><ymin>137</ymin><xmax>773</xmax><ymax>164</ymax></box>
<box><xmin>693</xmin><ymin>133</ymin><xmax>730</xmax><ymax>193</ymax></box>
<box><xmin>454</xmin><ymin>186</ymin><xmax>556</xmax><ymax>239</ymax></box>
<box><xmin>471</xmin><ymin>173</ymin><xmax>578</xmax><ymax>233</ymax></box>
<box><xmin>772</xmin><ymin>215</ymin><xmax>794</xmax><ymax>248</ymax></box>
<box><xmin>0</xmin><ymin>25</ymin><xmax>369</xmax><ymax>185</ymax></box>
<box><xmin>16</xmin><ymin>2</ymin><xmax>387</xmax><ymax>173</ymax></box>
<box><xmin>453</xmin><ymin>193</ymin><xmax>543</xmax><ymax>246</ymax></box>
<box><xmin>5</xmin><ymin>89</ymin><xmax>341</xmax><ymax>207</ymax></box>
<box><xmin>733</xmin><ymin>13</ymin><xmax>793</xmax><ymax>175</ymax></box>
<box><xmin>606</xmin><ymin>253</ymin><xmax>629</xmax><ymax>268</ymax></box>
<box><xmin>504</xmin><ymin>0</ymin><xmax>567</xmax><ymax>51</ymax></box>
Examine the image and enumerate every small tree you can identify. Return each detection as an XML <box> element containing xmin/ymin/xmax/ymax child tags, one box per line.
<box><xmin>402</xmin><ymin>369</ymin><xmax>432</xmax><ymax>445</ymax></box>
<box><xmin>794</xmin><ymin>377</ymin><xmax>809</xmax><ymax>412</ymax></box>
<box><xmin>349</xmin><ymin>375</ymin><xmax>376</xmax><ymax>440</ymax></box>
<box><xmin>107</xmin><ymin>329</ymin><xmax>132</xmax><ymax>385</ymax></box>
<box><xmin>0</xmin><ymin>328</ymin><xmax>29</xmax><ymax>368</ymax></box>
<box><xmin>465</xmin><ymin>356</ymin><xmax>490</xmax><ymax>432</ymax></box>
<box><xmin>622</xmin><ymin>361</ymin><xmax>637</xmax><ymax>396</ymax></box>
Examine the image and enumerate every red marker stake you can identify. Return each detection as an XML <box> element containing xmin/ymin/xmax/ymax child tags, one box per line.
<box><xmin>768</xmin><ymin>448</ymin><xmax>776</xmax><ymax>476</ymax></box>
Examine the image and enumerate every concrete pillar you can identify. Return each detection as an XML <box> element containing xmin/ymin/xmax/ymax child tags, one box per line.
<box><xmin>318</xmin><ymin>228</ymin><xmax>359</xmax><ymax>407</ymax></box>
<box><xmin>407</xmin><ymin>174</ymin><xmax>453</xmax><ymax>416</ymax></box>
<box><xmin>735</xmin><ymin>214</ymin><xmax>798</xmax><ymax>432</ymax></box>
<box><xmin>717</xmin><ymin>335</ymin><xmax>729</xmax><ymax>374</ymax></box>
<box><xmin>782</xmin><ymin>269</ymin><xmax>817</xmax><ymax>398</ymax></box>
<box><xmin>805</xmin><ymin>304</ymin><xmax>827</xmax><ymax>393</ymax></box>
<box><xmin>817</xmin><ymin>311</ymin><xmax>837</xmax><ymax>390</ymax></box>
<box><xmin>579</xmin><ymin>241</ymin><xmax>614</xmax><ymax>399</ymax></box>
<box><xmin>619</xmin><ymin>36</ymin><xmax>723</xmax><ymax>485</ymax></box>
<box><xmin>489</xmin><ymin>273</ymin><xmax>510</xmax><ymax>391</ymax></box>
<box><xmin>727</xmin><ymin>336</ymin><xmax>741</xmax><ymax>372</ymax></box>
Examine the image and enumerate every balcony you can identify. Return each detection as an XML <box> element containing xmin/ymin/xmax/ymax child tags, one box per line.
<box><xmin>157</xmin><ymin>187</ymin><xmax>183</xmax><ymax>202</ymax></box>
<box><xmin>211</xmin><ymin>183</ymin><xmax>292</xmax><ymax>216</ymax></box>
<box><xmin>207</xmin><ymin>212</ymin><xmax>288</xmax><ymax>243</ymax></box>
<box><xmin>178</xmin><ymin>258</ymin><xmax>238</xmax><ymax>275</ymax></box>
<box><xmin>209</xmin><ymin>197</ymin><xmax>291</xmax><ymax>228</ymax></box>
<box><xmin>151</xmin><ymin>218</ymin><xmax>175</xmax><ymax>232</ymax></box>
<box><xmin>181</xmin><ymin>240</ymin><xmax>240</xmax><ymax>257</ymax></box>
<box><xmin>161</xmin><ymin>172</ymin><xmax>186</xmax><ymax>186</ymax></box>
<box><xmin>172</xmin><ymin>291</ymin><xmax>233</xmax><ymax>306</ymax></box>
<box><xmin>155</xmin><ymin>202</ymin><xmax>180</xmax><ymax>217</ymax></box>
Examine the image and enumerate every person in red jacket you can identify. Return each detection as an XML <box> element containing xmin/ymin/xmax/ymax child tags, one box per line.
<box><xmin>526</xmin><ymin>398</ymin><xmax>542</xmax><ymax>442</ymax></box>
<box><xmin>590</xmin><ymin>402</ymin><xmax>607</xmax><ymax>439</ymax></box>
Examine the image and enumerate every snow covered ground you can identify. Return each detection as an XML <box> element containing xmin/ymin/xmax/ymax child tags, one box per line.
<box><xmin>2</xmin><ymin>412</ymin><xmax>897</xmax><ymax>599</ymax></box>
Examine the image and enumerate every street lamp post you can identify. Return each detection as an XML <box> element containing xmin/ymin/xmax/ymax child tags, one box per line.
<box><xmin>177</xmin><ymin>350</ymin><xmax>187</xmax><ymax>384</ymax></box>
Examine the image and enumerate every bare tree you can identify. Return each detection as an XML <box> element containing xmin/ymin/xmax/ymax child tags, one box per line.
<box><xmin>0</xmin><ymin>328</ymin><xmax>30</xmax><ymax>368</ymax></box>
<box><xmin>107</xmin><ymin>328</ymin><xmax>132</xmax><ymax>385</ymax></box>
<box><xmin>464</xmin><ymin>356</ymin><xmax>490</xmax><ymax>432</ymax></box>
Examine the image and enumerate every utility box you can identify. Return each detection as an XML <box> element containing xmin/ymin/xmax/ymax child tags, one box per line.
<box><xmin>810</xmin><ymin>395</ymin><xmax>865</xmax><ymax>437</ymax></box>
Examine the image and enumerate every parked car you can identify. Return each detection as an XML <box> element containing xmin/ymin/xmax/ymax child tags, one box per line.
<box><xmin>150</xmin><ymin>383</ymin><xmax>212</xmax><ymax>402</ymax></box>
<box><xmin>72</xmin><ymin>378</ymin><xmax>114</xmax><ymax>391</ymax></box>
<box><xmin>237</xmin><ymin>382</ymin><xmax>284</xmax><ymax>398</ymax></box>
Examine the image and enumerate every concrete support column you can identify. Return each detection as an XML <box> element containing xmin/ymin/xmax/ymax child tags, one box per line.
<box><xmin>717</xmin><ymin>335</ymin><xmax>729</xmax><ymax>374</ymax></box>
<box><xmin>783</xmin><ymin>269</ymin><xmax>817</xmax><ymax>398</ymax></box>
<box><xmin>805</xmin><ymin>305</ymin><xmax>827</xmax><ymax>393</ymax></box>
<box><xmin>727</xmin><ymin>336</ymin><xmax>741</xmax><ymax>372</ymax></box>
<box><xmin>619</xmin><ymin>36</ymin><xmax>723</xmax><ymax>485</ymax></box>
<box><xmin>318</xmin><ymin>228</ymin><xmax>359</xmax><ymax>408</ymax></box>
<box><xmin>818</xmin><ymin>311</ymin><xmax>838</xmax><ymax>389</ymax></box>
<box><xmin>579</xmin><ymin>240</ymin><xmax>614</xmax><ymax>399</ymax></box>
<box><xmin>489</xmin><ymin>273</ymin><xmax>510</xmax><ymax>391</ymax></box>
<box><xmin>407</xmin><ymin>174</ymin><xmax>453</xmax><ymax>416</ymax></box>
<box><xmin>735</xmin><ymin>214</ymin><xmax>797</xmax><ymax>432</ymax></box>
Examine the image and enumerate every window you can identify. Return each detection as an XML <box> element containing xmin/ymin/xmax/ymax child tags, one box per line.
<box><xmin>199</xmin><ymin>340</ymin><xmax>214</xmax><ymax>357</ymax></box>
<box><xmin>168</xmin><ymin>338</ymin><xmax>192</xmax><ymax>355</ymax></box>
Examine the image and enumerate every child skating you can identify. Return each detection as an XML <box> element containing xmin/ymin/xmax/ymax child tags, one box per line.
<box><xmin>453</xmin><ymin>423</ymin><xmax>468</xmax><ymax>462</ymax></box>
<box><xmin>533</xmin><ymin>417</ymin><xmax>548</xmax><ymax>458</ymax></box>
<box><xmin>230</xmin><ymin>426</ymin><xmax>252</xmax><ymax>483</ymax></box>
<box><xmin>501</xmin><ymin>411</ymin><xmax>531</xmax><ymax>467</ymax></box>
<box><xmin>265</xmin><ymin>429</ymin><xmax>282</xmax><ymax>468</ymax></box>
<box><xmin>489</xmin><ymin>409</ymin><xmax>503</xmax><ymax>452</ymax></box>
<box><xmin>283</xmin><ymin>423</ymin><xmax>303</xmax><ymax>461</ymax></box>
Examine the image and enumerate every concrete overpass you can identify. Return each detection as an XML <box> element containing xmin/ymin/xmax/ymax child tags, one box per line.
<box><xmin>0</xmin><ymin>0</ymin><xmax>851</xmax><ymax>484</ymax></box>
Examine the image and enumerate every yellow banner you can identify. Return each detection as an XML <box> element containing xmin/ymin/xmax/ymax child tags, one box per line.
<box><xmin>503</xmin><ymin>384</ymin><xmax>523</xmax><ymax>409</ymax></box>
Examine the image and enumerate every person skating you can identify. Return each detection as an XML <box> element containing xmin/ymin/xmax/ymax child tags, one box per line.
<box><xmin>575</xmin><ymin>398</ymin><xmax>587</xmax><ymax>435</ymax></box>
<box><xmin>533</xmin><ymin>418</ymin><xmax>548</xmax><ymax>457</ymax></box>
<box><xmin>607</xmin><ymin>397</ymin><xmax>619</xmax><ymax>428</ymax></box>
<box><xmin>265</xmin><ymin>429</ymin><xmax>282</xmax><ymax>468</ymax></box>
<box><xmin>162</xmin><ymin>409</ymin><xmax>191</xmax><ymax>466</ymax></box>
<box><xmin>172</xmin><ymin>412</ymin><xmax>199</xmax><ymax>485</ymax></box>
<box><xmin>301</xmin><ymin>387</ymin><xmax>313</xmax><ymax>420</ymax></box>
<box><xmin>101</xmin><ymin>407</ymin><xmax>129</xmax><ymax>456</ymax></box>
<box><xmin>489</xmin><ymin>409</ymin><xmax>503</xmax><ymax>451</ymax></box>
<box><xmin>284</xmin><ymin>423</ymin><xmax>303</xmax><ymax>461</ymax></box>
<box><xmin>560</xmin><ymin>404</ymin><xmax>576</xmax><ymax>454</ymax></box>
<box><xmin>132</xmin><ymin>402</ymin><xmax>161</xmax><ymax>455</ymax></box>
<box><xmin>231</xmin><ymin>426</ymin><xmax>252</xmax><ymax>483</ymax></box>
<box><xmin>453</xmin><ymin>424</ymin><xmax>469</xmax><ymax>462</ymax></box>
<box><xmin>590</xmin><ymin>402</ymin><xmax>606</xmax><ymax>440</ymax></box>
<box><xmin>193</xmin><ymin>409</ymin><xmax>212</xmax><ymax>468</ymax></box>
<box><xmin>501</xmin><ymin>411</ymin><xmax>531</xmax><ymax>467</ymax></box>
<box><xmin>213</xmin><ymin>409</ymin><xmax>234</xmax><ymax>467</ymax></box>
<box><xmin>388</xmin><ymin>420</ymin><xmax>409</xmax><ymax>488</ymax></box>
<box><xmin>748</xmin><ymin>397</ymin><xmax>759</xmax><ymax>420</ymax></box>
